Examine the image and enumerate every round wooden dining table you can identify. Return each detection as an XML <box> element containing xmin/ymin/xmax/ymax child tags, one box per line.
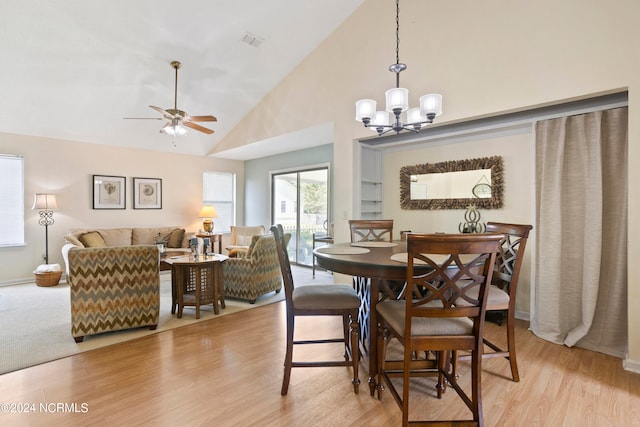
<box><xmin>313</xmin><ymin>240</ymin><xmax>432</xmax><ymax>395</ymax></box>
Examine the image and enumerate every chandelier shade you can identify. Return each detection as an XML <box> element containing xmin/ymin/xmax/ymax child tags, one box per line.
<box><xmin>385</xmin><ymin>87</ymin><xmax>409</xmax><ymax>112</ymax></box>
<box><xmin>355</xmin><ymin>99</ymin><xmax>377</xmax><ymax>121</ymax></box>
<box><xmin>406</xmin><ymin>107</ymin><xmax>426</xmax><ymax>125</ymax></box>
<box><xmin>420</xmin><ymin>94</ymin><xmax>443</xmax><ymax>116</ymax></box>
<box><xmin>355</xmin><ymin>0</ymin><xmax>443</xmax><ymax>136</ymax></box>
<box><xmin>370</xmin><ymin>110</ymin><xmax>391</xmax><ymax>129</ymax></box>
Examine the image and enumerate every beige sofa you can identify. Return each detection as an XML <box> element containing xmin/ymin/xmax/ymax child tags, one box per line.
<box><xmin>61</xmin><ymin>226</ymin><xmax>194</xmax><ymax>277</ymax></box>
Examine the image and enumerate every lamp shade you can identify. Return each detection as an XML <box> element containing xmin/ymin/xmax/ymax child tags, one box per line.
<box><xmin>420</xmin><ymin>93</ymin><xmax>443</xmax><ymax>116</ymax></box>
<box><xmin>198</xmin><ymin>205</ymin><xmax>218</xmax><ymax>218</ymax></box>
<box><xmin>355</xmin><ymin>99</ymin><xmax>377</xmax><ymax>121</ymax></box>
<box><xmin>385</xmin><ymin>87</ymin><xmax>409</xmax><ymax>112</ymax></box>
<box><xmin>406</xmin><ymin>107</ymin><xmax>427</xmax><ymax>126</ymax></box>
<box><xmin>370</xmin><ymin>111</ymin><xmax>391</xmax><ymax>130</ymax></box>
<box><xmin>32</xmin><ymin>193</ymin><xmax>58</xmax><ymax>210</ymax></box>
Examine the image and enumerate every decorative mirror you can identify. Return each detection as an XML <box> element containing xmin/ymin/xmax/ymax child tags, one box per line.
<box><xmin>400</xmin><ymin>156</ymin><xmax>504</xmax><ymax>210</ymax></box>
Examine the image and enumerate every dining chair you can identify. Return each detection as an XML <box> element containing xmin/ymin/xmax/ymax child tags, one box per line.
<box><xmin>376</xmin><ymin>233</ymin><xmax>502</xmax><ymax>426</ymax></box>
<box><xmin>348</xmin><ymin>219</ymin><xmax>394</xmax><ymax>242</ymax></box>
<box><xmin>271</xmin><ymin>224</ymin><xmax>361</xmax><ymax>395</ymax></box>
<box><xmin>455</xmin><ymin>222</ymin><xmax>533</xmax><ymax>382</ymax></box>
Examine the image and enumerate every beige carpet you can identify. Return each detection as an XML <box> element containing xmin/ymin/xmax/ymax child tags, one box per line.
<box><xmin>0</xmin><ymin>268</ymin><xmax>332</xmax><ymax>375</ymax></box>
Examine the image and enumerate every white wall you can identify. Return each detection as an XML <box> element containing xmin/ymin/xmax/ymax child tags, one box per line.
<box><xmin>212</xmin><ymin>0</ymin><xmax>640</xmax><ymax>367</ymax></box>
<box><xmin>0</xmin><ymin>132</ymin><xmax>243</xmax><ymax>284</ymax></box>
<box><xmin>244</xmin><ymin>144</ymin><xmax>334</xmax><ymax>228</ymax></box>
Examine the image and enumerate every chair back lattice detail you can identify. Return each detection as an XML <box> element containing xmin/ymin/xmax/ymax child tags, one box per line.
<box><xmin>406</xmin><ymin>236</ymin><xmax>500</xmax><ymax>323</ymax></box>
<box><xmin>486</xmin><ymin>222</ymin><xmax>532</xmax><ymax>297</ymax></box>
<box><xmin>349</xmin><ymin>219</ymin><xmax>393</xmax><ymax>242</ymax></box>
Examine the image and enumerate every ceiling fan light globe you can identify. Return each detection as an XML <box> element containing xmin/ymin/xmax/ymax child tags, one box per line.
<box><xmin>161</xmin><ymin>123</ymin><xmax>188</xmax><ymax>137</ymax></box>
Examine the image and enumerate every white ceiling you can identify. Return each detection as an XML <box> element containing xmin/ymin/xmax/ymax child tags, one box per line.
<box><xmin>0</xmin><ymin>1</ymin><xmax>363</xmax><ymax>159</ymax></box>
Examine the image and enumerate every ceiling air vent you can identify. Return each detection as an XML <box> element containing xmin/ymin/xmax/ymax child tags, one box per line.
<box><xmin>241</xmin><ymin>32</ymin><xmax>264</xmax><ymax>48</ymax></box>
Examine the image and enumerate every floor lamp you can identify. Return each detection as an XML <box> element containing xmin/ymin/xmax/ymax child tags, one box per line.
<box><xmin>32</xmin><ymin>193</ymin><xmax>58</xmax><ymax>265</ymax></box>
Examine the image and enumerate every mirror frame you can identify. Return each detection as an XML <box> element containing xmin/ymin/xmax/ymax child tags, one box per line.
<box><xmin>400</xmin><ymin>155</ymin><xmax>504</xmax><ymax>210</ymax></box>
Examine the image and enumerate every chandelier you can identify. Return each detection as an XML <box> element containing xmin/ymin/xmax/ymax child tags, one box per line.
<box><xmin>355</xmin><ymin>0</ymin><xmax>442</xmax><ymax>136</ymax></box>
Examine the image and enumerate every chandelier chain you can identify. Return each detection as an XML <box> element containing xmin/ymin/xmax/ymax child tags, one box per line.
<box><xmin>395</xmin><ymin>0</ymin><xmax>400</xmax><ymax>65</ymax></box>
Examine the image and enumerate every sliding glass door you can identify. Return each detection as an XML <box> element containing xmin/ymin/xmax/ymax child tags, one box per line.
<box><xmin>272</xmin><ymin>167</ymin><xmax>329</xmax><ymax>266</ymax></box>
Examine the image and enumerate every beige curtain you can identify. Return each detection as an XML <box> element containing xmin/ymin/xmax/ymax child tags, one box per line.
<box><xmin>532</xmin><ymin>107</ymin><xmax>628</xmax><ymax>358</ymax></box>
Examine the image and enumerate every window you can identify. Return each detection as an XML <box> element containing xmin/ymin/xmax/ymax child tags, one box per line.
<box><xmin>280</xmin><ymin>201</ymin><xmax>286</xmax><ymax>213</ymax></box>
<box><xmin>203</xmin><ymin>171</ymin><xmax>235</xmax><ymax>233</ymax></box>
<box><xmin>0</xmin><ymin>155</ymin><xmax>25</xmax><ymax>246</ymax></box>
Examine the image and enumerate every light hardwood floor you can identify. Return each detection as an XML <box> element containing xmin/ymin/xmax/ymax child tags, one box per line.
<box><xmin>0</xmin><ymin>270</ymin><xmax>639</xmax><ymax>426</ymax></box>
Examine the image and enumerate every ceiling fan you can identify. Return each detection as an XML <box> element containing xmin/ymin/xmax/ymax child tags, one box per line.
<box><xmin>126</xmin><ymin>60</ymin><xmax>217</xmax><ymax>136</ymax></box>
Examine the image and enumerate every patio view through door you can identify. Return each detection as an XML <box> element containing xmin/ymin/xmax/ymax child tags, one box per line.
<box><xmin>272</xmin><ymin>167</ymin><xmax>329</xmax><ymax>266</ymax></box>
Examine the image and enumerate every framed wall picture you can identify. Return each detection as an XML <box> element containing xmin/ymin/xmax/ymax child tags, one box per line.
<box><xmin>93</xmin><ymin>175</ymin><xmax>126</xmax><ymax>209</ymax></box>
<box><xmin>133</xmin><ymin>177</ymin><xmax>162</xmax><ymax>209</ymax></box>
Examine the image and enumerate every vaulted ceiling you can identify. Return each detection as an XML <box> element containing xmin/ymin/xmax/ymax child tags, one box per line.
<box><xmin>0</xmin><ymin>1</ymin><xmax>363</xmax><ymax>158</ymax></box>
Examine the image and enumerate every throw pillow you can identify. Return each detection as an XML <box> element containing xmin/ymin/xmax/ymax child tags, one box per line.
<box><xmin>244</xmin><ymin>235</ymin><xmax>261</xmax><ymax>257</ymax></box>
<box><xmin>166</xmin><ymin>228</ymin><xmax>185</xmax><ymax>248</ymax></box>
<box><xmin>79</xmin><ymin>231</ymin><xmax>107</xmax><ymax>248</ymax></box>
<box><xmin>236</xmin><ymin>234</ymin><xmax>254</xmax><ymax>246</ymax></box>
<box><xmin>65</xmin><ymin>234</ymin><xmax>84</xmax><ymax>247</ymax></box>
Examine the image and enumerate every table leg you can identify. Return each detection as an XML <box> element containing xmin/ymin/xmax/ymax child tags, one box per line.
<box><xmin>170</xmin><ymin>266</ymin><xmax>177</xmax><ymax>314</ymax></box>
<box><xmin>353</xmin><ymin>276</ymin><xmax>400</xmax><ymax>396</ymax></box>
<box><xmin>211</xmin><ymin>262</ymin><xmax>220</xmax><ymax>315</ymax></box>
<box><xmin>176</xmin><ymin>267</ymin><xmax>185</xmax><ymax>319</ymax></box>
<box><xmin>353</xmin><ymin>276</ymin><xmax>379</xmax><ymax>396</ymax></box>
<box><xmin>217</xmin><ymin>261</ymin><xmax>226</xmax><ymax>310</ymax></box>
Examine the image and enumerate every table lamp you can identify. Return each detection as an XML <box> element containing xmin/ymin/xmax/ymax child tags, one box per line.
<box><xmin>198</xmin><ymin>205</ymin><xmax>218</xmax><ymax>233</ymax></box>
<box><xmin>32</xmin><ymin>193</ymin><xmax>58</xmax><ymax>264</ymax></box>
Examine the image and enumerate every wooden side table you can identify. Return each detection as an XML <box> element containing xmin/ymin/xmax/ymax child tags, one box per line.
<box><xmin>195</xmin><ymin>232</ymin><xmax>223</xmax><ymax>254</ymax></box>
<box><xmin>163</xmin><ymin>254</ymin><xmax>228</xmax><ymax>319</ymax></box>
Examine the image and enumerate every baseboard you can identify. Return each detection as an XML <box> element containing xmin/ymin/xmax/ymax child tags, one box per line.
<box><xmin>623</xmin><ymin>357</ymin><xmax>640</xmax><ymax>374</ymax></box>
<box><xmin>0</xmin><ymin>274</ymin><xmax>71</xmax><ymax>287</ymax></box>
<box><xmin>515</xmin><ymin>309</ymin><xmax>530</xmax><ymax>322</ymax></box>
<box><xmin>0</xmin><ymin>276</ymin><xmax>36</xmax><ymax>287</ymax></box>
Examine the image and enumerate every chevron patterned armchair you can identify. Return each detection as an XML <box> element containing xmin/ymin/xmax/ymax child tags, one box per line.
<box><xmin>68</xmin><ymin>245</ymin><xmax>160</xmax><ymax>343</ymax></box>
<box><xmin>223</xmin><ymin>233</ymin><xmax>289</xmax><ymax>303</ymax></box>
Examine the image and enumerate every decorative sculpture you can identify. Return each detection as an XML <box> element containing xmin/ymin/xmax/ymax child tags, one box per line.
<box><xmin>459</xmin><ymin>205</ymin><xmax>486</xmax><ymax>234</ymax></box>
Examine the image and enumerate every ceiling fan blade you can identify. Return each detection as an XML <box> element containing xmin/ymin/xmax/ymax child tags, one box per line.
<box><xmin>149</xmin><ymin>105</ymin><xmax>175</xmax><ymax>119</ymax></box>
<box><xmin>183</xmin><ymin>121</ymin><xmax>214</xmax><ymax>134</ymax></box>
<box><xmin>187</xmin><ymin>115</ymin><xmax>217</xmax><ymax>122</ymax></box>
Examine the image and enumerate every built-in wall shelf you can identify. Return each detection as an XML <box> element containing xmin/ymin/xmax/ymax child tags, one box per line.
<box><xmin>359</xmin><ymin>146</ymin><xmax>383</xmax><ymax>219</ymax></box>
